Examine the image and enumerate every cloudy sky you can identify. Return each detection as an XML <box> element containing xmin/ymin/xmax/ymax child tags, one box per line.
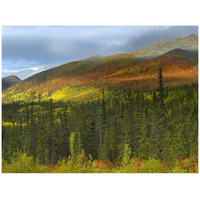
<box><xmin>2</xmin><ymin>26</ymin><xmax>198</xmax><ymax>80</ymax></box>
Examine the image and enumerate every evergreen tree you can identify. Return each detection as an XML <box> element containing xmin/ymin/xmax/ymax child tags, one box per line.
<box><xmin>59</xmin><ymin>106</ymin><xmax>70</xmax><ymax>159</ymax></box>
<box><xmin>8</xmin><ymin>123</ymin><xmax>18</xmax><ymax>159</ymax></box>
<box><xmin>119</xmin><ymin>110</ymin><xmax>131</xmax><ymax>160</ymax></box>
<box><xmin>157</xmin><ymin>67</ymin><xmax>165</xmax><ymax>114</ymax></box>
<box><xmin>150</xmin><ymin>92</ymin><xmax>159</xmax><ymax>159</ymax></box>
<box><xmin>156</xmin><ymin>68</ymin><xmax>167</xmax><ymax>159</ymax></box>
<box><xmin>46</xmin><ymin>98</ymin><xmax>54</xmax><ymax>163</ymax></box>
<box><xmin>79</xmin><ymin>103</ymin><xmax>87</xmax><ymax>155</ymax></box>
<box><xmin>121</xmin><ymin>143</ymin><xmax>131</xmax><ymax>167</ymax></box>
<box><xmin>132</xmin><ymin>92</ymin><xmax>142</xmax><ymax>157</ymax></box>
<box><xmin>69</xmin><ymin>131</ymin><xmax>83</xmax><ymax>163</ymax></box>
<box><xmin>86</xmin><ymin>118</ymin><xmax>98</xmax><ymax>159</ymax></box>
<box><xmin>29</xmin><ymin>101</ymin><xmax>37</xmax><ymax>160</ymax></box>
<box><xmin>36</xmin><ymin>93</ymin><xmax>46</xmax><ymax>163</ymax></box>
<box><xmin>138</xmin><ymin>111</ymin><xmax>150</xmax><ymax>160</ymax></box>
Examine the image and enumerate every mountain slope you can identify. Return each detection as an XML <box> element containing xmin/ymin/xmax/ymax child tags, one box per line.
<box><xmin>2</xmin><ymin>34</ymin><xmax>198</xmax><ymax>103</ymax></box>
<box><xmin>141</xmin><ymin>34</ymin><xmax>198</xmax><ymax>56</ymax></box>
<box><xmin>2</xmin><ymin>75</ymin><xmax>21</xmax><ymax>91</ymax></box>
<box><xmin>163</xmin><ymin>49</ymin><xmax>198</xmax><ymax>60</ymax></box>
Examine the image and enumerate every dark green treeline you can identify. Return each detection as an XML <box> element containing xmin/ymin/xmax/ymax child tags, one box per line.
<box><xmin>2</xmin><ymin>73</ymin><xmax>198</xmax><ymax>165</ymax></box>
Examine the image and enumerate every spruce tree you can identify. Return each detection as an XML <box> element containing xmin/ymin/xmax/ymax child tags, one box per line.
<box><xmin>132</xmin><ymin>92</ymin><xmax>142</xmax><ymax>157</ymax></box>
<box><xmin>138</xmin><ymin>111</ymin><xmax>150</xmax><ymax>160</ymax></box>
<box><xmin>69</xmin><ymin>131</ymin><xmax>83</xmax><ymax>163</ymax></box>
<box><xmin>29</xmin><ymin>101</ymin><xmax>37</xmax><ymax>160</ymax></box>
<box><xmin>150</xmin><ymin>92</ymin><xmax>159</xmax><ymax>159</ymax></box>
<box><xmin>8</xmin><ymin>123</ymin><xmax>18</xmax><ymax>159</ymax></box>
<box><xmin>46</xmin><ymin>98</ymin><xmax>54</xmax><ymax>163</ymax></box>
<box><xmin>121</xmin><ymin>143</ymin><xmax>131</xmax><ymax>167</ymax></box>
<box><xmin>157</xmin><ymin>68</ymin><xmax>167</xmax><ymax>159</ymax></box>
<box><xmin>59</xmin><ymin>106</ymin><xmax>70</xmax><ymax>159</ymax></box>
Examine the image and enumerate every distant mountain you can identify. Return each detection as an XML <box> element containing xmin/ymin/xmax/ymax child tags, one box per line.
<box><xmin>2</xmin><ymin>75</ymin><xmax>21</xmax><ymax>91</ymax></box>
<box><xmin>102</xmin><ymin>34</ymin><xmax>198</xmax><ymax>63</ymax></box>
<box><xmin>163</xmin><ymin>48</ymin><xmax>198</xmax><ymax>60</ymax></box>
<box><xmin>2</xmin><ymin>34</ymin><xmax>198</xmax><ymax>103</ymax></box>
<box><xmin>140</xmin><ymin>34</ymin><xmax>198</xmax><ymax>57</ymax></box>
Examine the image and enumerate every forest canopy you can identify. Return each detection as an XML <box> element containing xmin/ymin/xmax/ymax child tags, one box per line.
<box><xmin>2</xmin><ymin>69</ymin><xmax>198</xmax><ymax>173</ymax></box>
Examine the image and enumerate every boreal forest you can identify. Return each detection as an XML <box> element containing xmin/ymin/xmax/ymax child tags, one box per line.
<box><xmin>2</xmin><ymin>34</ymin><xmax>198</xmax><ymax>173</ymax></box>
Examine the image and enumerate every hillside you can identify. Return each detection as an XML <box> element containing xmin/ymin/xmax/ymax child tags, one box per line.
<box><xmin>163</xmin><ymin>48</ymin><xmax>198</xmax><ymax>60</ymax></box>
<box><xmin>2</xmin><ymin>75</ymin><xmax>21</xmax><ymax>91</ymax></box>
<box><xmin>2</xmin><ymin>34</ymin><xmax>198</xmax><ymax>103</ymax></box>
<box><xmin>141</xmin><ymin>34</ymin><xmax>198</xmax><ymax>56</ymax></box>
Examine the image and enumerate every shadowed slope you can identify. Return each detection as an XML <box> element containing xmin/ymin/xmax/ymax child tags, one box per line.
<box><xmin>2</xmin><ymin>75</ymin><xmax>21</xmax><ymax>91</ymax></box>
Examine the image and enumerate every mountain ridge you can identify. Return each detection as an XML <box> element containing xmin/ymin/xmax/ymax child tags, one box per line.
<box><xmin>22</xmin><ymin>34</ymin><xmax>199</xmax><ymax>82</ymax></box>
<box><xmin>2</xmin><ymin>34</ymin><xmax>198</xmax><ymax>103</ymax></box>
<box><xmin>2</xmin><ymin>75</ymin><xmax>21</xmax><ymax>91</ymax></box>
<box><xmin>141</xmin><ymin>34</ymin><xmax>198</xmax><ymax>56</ymax></box>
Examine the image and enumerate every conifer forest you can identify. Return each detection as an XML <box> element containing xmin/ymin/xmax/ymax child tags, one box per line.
<box><xmin>2</xmin><ymin>68</ymin><xmax>198</xmax><ymax>173</ymax></box>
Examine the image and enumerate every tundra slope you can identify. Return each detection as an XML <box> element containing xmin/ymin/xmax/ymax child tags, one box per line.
<box><xmin>2</xmin><ymin>34</ymin><xmax>198</xmax><ymax>103</ymax></box>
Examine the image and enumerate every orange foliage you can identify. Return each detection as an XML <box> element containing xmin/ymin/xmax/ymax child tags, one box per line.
<box><xmin>2</xmin><ymin>54</ymin><xmax>198</xmax><ymax>104</ymax></box>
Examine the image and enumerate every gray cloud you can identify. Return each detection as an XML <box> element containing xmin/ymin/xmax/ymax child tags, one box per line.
<box><xmin>2</xmin><ymin>26</ymin><xmax>198</xmax><ymax>80</ymax></box>
<box><xmin>117</xmin><ymin>26</ymin><xmax>198</xmax><ymax>53</ymax></box>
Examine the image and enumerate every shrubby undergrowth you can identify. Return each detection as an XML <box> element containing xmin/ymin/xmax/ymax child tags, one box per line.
<box><xmin>2</xmin><ymin>152</ymin><xmax>198</xmax><ymax>173</ymax></box>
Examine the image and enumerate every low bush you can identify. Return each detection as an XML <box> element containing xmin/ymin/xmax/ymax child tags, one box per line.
<box><xmin>2</xmin><ymin>153</ymin><xmax>198</xmax><ymax>173</ymax></box>
<box><xmin>139</xmin><ymin>159</ymin><xmax>163</xmax><ymax>173</ymax></box>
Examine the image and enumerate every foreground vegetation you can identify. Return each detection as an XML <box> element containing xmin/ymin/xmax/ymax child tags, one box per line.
<box><xmin>2</xmin><ymin>152</ymin><xmax>198</xmax><ymax>173</ymax></box>
<box><xmin>2</xmin><ymin>69</ymin><xmax>198</xmax><ymax>173</ymax></box>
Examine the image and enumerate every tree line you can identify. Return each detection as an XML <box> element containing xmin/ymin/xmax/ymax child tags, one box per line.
<box><xmin>2</xmin><ymin>69</ymin><xmax>198</xmax><ymax>166</ymax></box>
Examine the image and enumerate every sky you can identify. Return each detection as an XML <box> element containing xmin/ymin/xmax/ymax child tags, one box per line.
<box><xmin>2</xmin><ymin>26</ymin><xmax>198</xmax><ymax>80</ymax></box>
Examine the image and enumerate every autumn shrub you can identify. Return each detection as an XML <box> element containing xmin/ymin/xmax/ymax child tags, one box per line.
<box><xmin>51</xmin><ymin>159</ymin><xmax>69</xmax><ymax>173</ymax></box>
<box><xmin>2</xmin><ymin>154</ymin><xmax>198</xmax><ymax>173</ymax></box>
<box><xmin>91</xmin><ymin>159</ymin><xmax>113</xmax><ymax>173</ymax></box>
<box><xmin>171</xmin><ymin>156</ymin><xmax>198</xmax><ymax>173</ymax></box>
<box><xmin>171</xmin><ymin>166</ymin><xmax>187</xmax><ymax>173</ymax></box>
<box><xmin>2</xmin><ymin>153</ymin><xmax>34</xmax><ymax>173</ymax></box>
<box><xmin>48</xmin><ymin>153</ymin><xmax>113</xmax><ymax>173</ymax></box>
<box><xmin>52</xmin><ymin>151</ymin><xmax>92</xmax><ymax>173</ymax></box>
<box><xmin>112</xmin><ymin>158</ymin><xmax>141</xmax><ymax>173</ymax></box>
<box><xmin>139</xmin><ymin>159</ymin><xmax>163</xmax><ymax>173</ymax></box>
<box><xmin>2</xmin><ymin>152</ymin><xmax>49</xmax><ymax>173</ymax></box>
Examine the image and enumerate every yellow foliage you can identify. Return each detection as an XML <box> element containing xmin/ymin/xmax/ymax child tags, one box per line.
<box><xmin>51</xmin><ymin>78</ymin><xmax>62</xmax><ymax>83</ymax></box>
<box><xmin>2</xmin><ymin>122</ymin><xmax>26</xmax><ymax>127</ymax></box>
<box><xmin>55</xmin><ymin>118</ymin><xmax>61</xmax><ymax>124</ymax></box>
<box><xmin>75</xmin><ymin>89</ymin><xmax>93</xmax><ymax>97</ymax></box>
<box><xmin>49</xmin><ymin>87</ymin><xmax>100</xmax><ymax>102</ymax></box>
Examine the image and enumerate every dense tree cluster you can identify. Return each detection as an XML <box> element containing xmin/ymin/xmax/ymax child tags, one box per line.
<box><xmin>2</xmin><ymin>70</ymin><xmax>198</xmax><ymax>166</ymax></box>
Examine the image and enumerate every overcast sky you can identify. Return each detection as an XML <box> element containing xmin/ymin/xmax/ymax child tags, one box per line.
<box><xmin>2</xmin><ymin>26</ymin><xmax>198</xmax><ymax>80</ymax></box>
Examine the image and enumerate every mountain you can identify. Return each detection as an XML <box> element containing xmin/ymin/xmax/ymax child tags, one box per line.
<box><xmin>28</xmin><ymin>55</ymin><xmax>105</xmax><ymax>83</ymax></box>
<box><xmin>163</xmin><ymin>48</ymin><xmax>198</xmax><ymax>60</ymax></box>
<box><xmin>2</xmin><ymin>75</ymin><xmax>21</xmax><ymax>91</ymax></box>
<box><xmin>2</xmin><ymin>34</ymin><xmax>198</xmax><ymax>103</ymax></box>
<box><xmin>140</xmin><ymin>34</ymin><xmax>198</xmax><ymax>57</ymax></box>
